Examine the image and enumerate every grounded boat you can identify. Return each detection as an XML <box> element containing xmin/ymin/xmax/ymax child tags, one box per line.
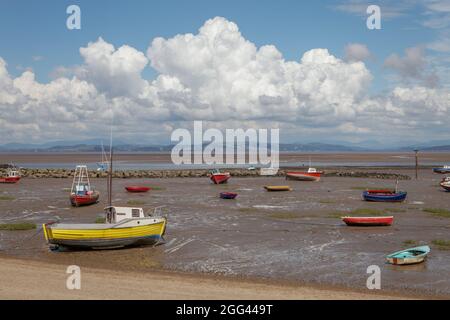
<box><xmin>386</xmin><ymin>246</ymin><xmax>430</xmax><ymax>265</ymax></box>
<box><xmin>362</xmin><ymin>190</ymin><xmax>407</xmax><ymax>202</ymax></box>
<box><xmin>286</xmin><ymin>167</ymin><xmax>323</xmax><ymax>181</ymax></box>
<box><xmin>220</xmin><ymin>192</ymin><xmax>238</xmax><ymax>199</ymax></box>
<box><xmin>43</xmin><ymin>206</ymin><xmax>166</xmax><ymax>249</ymax></box>
<box><xmin>264</xmin><ymin>185</ymin><xmax>292</xmax><ymax>192</ymax></box>
<box><xmin>433</xmin><ymin>166</ymin><xmax>450</xmax><ymax>174</ymax></box>
<box><xmin>209</xmin><ymin>169</ymin><xmax>231</xmax><ymax>184</ymax></box>
<box><xmin>0</xmin><ymin>166</ymin><xmax>21</xmax><ymax>184</ymax></box>
<box><xmin>44</xmin><ymin>148</ymin><xmax>167</xmax><ymax>250</ymax></box>
<box><xmin>439</xmin><ymin>177</ymin><xmax>450</xmax><ymax>191</ymax></box>
<box><xmin>125</xmin><ymin>186</ymin><xmax>151</xmax><ymax>193</ymax></box>
<box><xmin>342</xmin><ymin>216</ymin><xmax>394</xmax><ymax>226</ymax></box>
<box><xmin>69</xmin><ymin>165</ymin><xmax>100</xmax><ymax>207</ymax></box>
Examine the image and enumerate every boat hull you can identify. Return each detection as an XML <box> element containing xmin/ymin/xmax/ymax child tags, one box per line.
<box><xmin>440</xmin><ymin>182</ymin><xmax>450</xmax><ymax>191</ymax></box>
<box><xmin>286</xmin><ymin>172</ymin><xmax>321</xmax><ymax>181</ymax></box>
<box><xmin>43</xmin><ymin>219</ymin><xmax>166</xmax><ymax>249</ymax></box>
<box><xmin>433</xmin><ymin>168</ymin><xmax>450</xmax><ymax>174</ymax></box>
<box><xmin>386</xmin><ymin>246</ymin><xmax>430</xmax><ymax>265</ymax></box>
<box><xmin>220</xmin><ymin>192</ymin><xmax>238</xmax><ymax>199</ymax></box>
<box><xmin>210</xmin><ymin>173</ymin><xmax>230</xmax><ymax>184</ymax></box>
<box><xmin>70</xmin><ymin>192</ymin><xmax>100</xmax><ymax>207</ymax></box>
<box><xmin>125</xmin><ymin>186</ymin><xmax>151</xmax><ymax>193</ymax></box>
<box><xmin>0</xmin><ymin>176</ymin><xmax>21</xmax><ymax>183</ymax></box>
<box><xmin>362</xmin><ymin>190</ymin><xmax>407</xmax><ymax>202</ymax></box>
<box><xmin>342</xmin><ymin>216</ymin><xmax>393</xmax><ymax>226</ymax></box>
<box><xmin>264</xmin><ymin>186</ymin><xmax>292</xmax><ymax>192</ymax></box>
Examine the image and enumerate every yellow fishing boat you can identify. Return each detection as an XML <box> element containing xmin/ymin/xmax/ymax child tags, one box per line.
<box><xmin>43</xmin><ymin>146</ymin><xmax>167</xmax><ymax>250</ymax></box>
<box><xmin>264</xmin><ymin>185</ymin><xmax>292</xmax><ymax>192</ymax></box>
<box><xmin>43</xmin><ymin>206</ymin><xmax>166</xmax><ymax>249</ymax></box>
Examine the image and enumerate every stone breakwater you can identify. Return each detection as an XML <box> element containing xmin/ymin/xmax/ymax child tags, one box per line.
<box><xmin>1</xmin><ymin>168</ymin><xmax>411</xmax><ymax>180</ymax></box>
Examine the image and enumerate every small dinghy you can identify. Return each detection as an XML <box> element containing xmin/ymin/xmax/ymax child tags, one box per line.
<box><xmin>342</xmin><ymin>216</ymin><xmax>394</xmax><ymax>226</ymax></box>
<box><xmin>264</xmin><ymin>186</ymin><xmax>292</xmax><ymax>192</ymax></box>
<box><xmin>209</xmin><ymin>169</ymin><xmax>231</xmax><ymax>184</ymax></box>
<box><xmin>386</xmin><ymin>245</ymin><xmax>430</xmax><ymax>265</ymax></box>
<box><xmin>362</xmin><ymin>190</ymin><xmax>407</xmax><ymax>202</ymax></box>
<box><xmin>220</xmin><ymin>192</ymin><xmax>238</xmax><ymax>199</ymax></box>
<box><xmin>125</xmin><ymin>186</ymin><xmax>151</xmax><ymax>193</ymax></box>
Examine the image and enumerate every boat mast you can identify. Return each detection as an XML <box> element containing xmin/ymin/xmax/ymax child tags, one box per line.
<box><xmin>108</xmin><ymin>147</ymin><xmax>113</xmax><ymax>209</ymax></box>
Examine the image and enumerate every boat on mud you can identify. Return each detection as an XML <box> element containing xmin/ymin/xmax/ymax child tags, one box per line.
<box><xmin>439</xmin><ymin>177</ymin><xmax>450</xmax><ymax>191</ymax></box>
<box><xmin>69</xmin><ymin>165</ymin><xmax>100</xmax><ymax>207</ymax></box>
<box><xmin>264</xmin><ymin>185</ymin><xmax>292</xmax><ymax>192</ymax></box>
<box><xmin>220</xmin><ymin>192</ymin><xmax>238</xmax><ymax>199</ymax></box>
<box><xmin>0</xmin><ymin>164</ymin><xmax>21</xmax><ymax>184</ymax></box>
<box><xmin>209</xmin><ymin>169</ymin><xmax>231</xmax><ymax>184</ymax></box>
<box><xmin>44</xmin><ymin>149</ymin><xmax>167</xmax><ymax>250</ymax></box>
<box><xmin>433</xmin><ymin>166</ymin><xmax>450</xmax><ymax>174</ymax></box>
<box><xmin>125</xmin><ymin>186</ymin><xmax>151</xmax><ymax>193</ymax></box>
<box><xmin>286</xmin><ymin>167</ymin><xmax>323</xmax><ymax>181</ymax></box>
<box><xmin>362</xmin><ymin>190</ymin><xmax>407</xmax><ymax>202</ymax></box>
<box><xmin>342</xmin><ymin>216</ymin><xmax>394</xmax><ymax>226</ymax></box>
<box><xmin>386</xmin><ymin>246</ymin><xmax>430</xmax><ymax>265</ymax></box>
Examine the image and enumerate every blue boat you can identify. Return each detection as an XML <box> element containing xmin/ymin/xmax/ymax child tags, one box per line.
<box><xmin>362</xmin><ymin>190</ymin><xmax>407</xmax><ymax>202</ymax></box>
<box><xmin>220</xmin><ymin>192</ymin><xmax>238</xmax><ymax>199</ymax></box>
<box><xmin>433</xmin><ymin>166</ymin><xmax>450</xmax><ymax>174</ymax></box>
<box><xmin>386</xmin><ymin>245</ymin><xmax>430</xmax><ymax>265</ymax></box>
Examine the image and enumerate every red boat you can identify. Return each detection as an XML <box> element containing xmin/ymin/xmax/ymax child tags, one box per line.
<box><xmin>70</xmin><ymin>191</ymin><xmax>100</xmax><ymax>207</ymax></box>
<box><xmin>286</xmin><ymin>168</ymin><xmax>323</xmax><ymax>181</ymax></box>
<box><xmin>342</xmin><ymin>216</ymin><xmax>394</xmax><ymax>226</ymax></box>
<box><xmin>209</xmin><ymin>170</ymin><xmax>230</xmax><ymax>184</ymax></box>
<box><xmin>125</xmin><ymin>186</ymin><xmax>151</xmax><ymax>193</ymax></box>
<box><xmin>0</xmin><ymin>167</ymin><xmax>21</xmax><ymax>184</ymax></box>
<box><xmin>70</xmin><ymin>165</ymin><xmax>99</xmax><ymax>207</ymax></box>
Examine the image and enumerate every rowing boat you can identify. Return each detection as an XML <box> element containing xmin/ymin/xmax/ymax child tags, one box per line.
<box><xmin>342</xmin><ymin>216</ymin><xmax>393</xmax><ymax>226</ymax></box>
<box><xmin>386</xmin><ymin>246</ymin><xmax>430</xmax><ymax>265</ymax></box>
<box><xmin>362</xmin><ymin>190</ymin><xmax>407</xmax><ymax>202</ymax></box>
<box><xmin>125</xmin><ymin>186</ymin><xmax>151</xmax><ymax>193</ymax></box>
<box><xmin>220</xmin><ymin>192</ymin><xmax>238</xmax><ymax>199</ymax></box>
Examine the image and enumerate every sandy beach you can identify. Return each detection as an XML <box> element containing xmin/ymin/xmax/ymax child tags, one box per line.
<box><xmin>0</xmin><ymin>256</ymin><xmax>419</xmax><ymax>300</ymax></box>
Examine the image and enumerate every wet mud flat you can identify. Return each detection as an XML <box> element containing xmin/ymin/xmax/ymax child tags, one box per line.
<box><xmin>1</xmin><ymin>168</ymin><xmax>450</xmax><ymax>298</ymax></box>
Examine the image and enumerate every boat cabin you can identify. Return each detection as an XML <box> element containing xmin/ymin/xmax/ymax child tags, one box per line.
<box><xmin>105</xmin><ymin>206</ymin><xmax>146</xmax><ymax>223</ymax></box>
<box><xmin>7</xmin><ymin>169</ymin><xmax>20</xmax><ymax>177</ymax></box>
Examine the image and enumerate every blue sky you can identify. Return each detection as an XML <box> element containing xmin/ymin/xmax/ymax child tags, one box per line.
<box><xmin>0</xmin><ymin>0</ymin><xmax>436</xmax><ymax>90</ymax></box>
<box><xmin>0</xmin><ymin>0</ymin><xmax>449</xmax><ymax>146</ymax></box>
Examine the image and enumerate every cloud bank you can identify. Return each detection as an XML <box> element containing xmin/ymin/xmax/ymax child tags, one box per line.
<box><xmin>0</xmin><ymin>17</ymin><xmax>449</xmax><ymax>144</ymax></box>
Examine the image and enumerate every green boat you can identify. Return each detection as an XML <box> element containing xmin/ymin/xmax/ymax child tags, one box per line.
<box><xmin>386</xmin><ymin>245</ymin><xmax>430</xmax><ymax>265</ymax></box>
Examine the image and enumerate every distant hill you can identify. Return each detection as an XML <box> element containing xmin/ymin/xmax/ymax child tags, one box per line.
<box><xmin>0</xmin><ymin>140</ymin><xmax>449</xmax><ymax>152</ymax></box>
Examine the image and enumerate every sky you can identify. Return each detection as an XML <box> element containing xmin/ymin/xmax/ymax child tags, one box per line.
<box><xmin>0</xmin><ymin>0</ymin><xmax>449</xmax><ymax>147</ymax></box>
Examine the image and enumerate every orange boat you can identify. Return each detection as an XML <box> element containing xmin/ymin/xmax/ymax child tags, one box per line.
<box><xmin>286</xmin><ymin>167</ymin><xmax>323</xmax><ymax>181</ymax></box>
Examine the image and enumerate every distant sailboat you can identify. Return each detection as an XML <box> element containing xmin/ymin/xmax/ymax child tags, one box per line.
<box><xmin>96</xmin><ymin>142</ymin><xmax>109</xmax><ymax>172</ymax></box>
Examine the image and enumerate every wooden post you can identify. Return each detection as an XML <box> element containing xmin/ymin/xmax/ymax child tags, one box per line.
<box><xmin>414</xmin><ymin>149</ymin><xmax>419</xmax><ymax>180</ymax></box>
